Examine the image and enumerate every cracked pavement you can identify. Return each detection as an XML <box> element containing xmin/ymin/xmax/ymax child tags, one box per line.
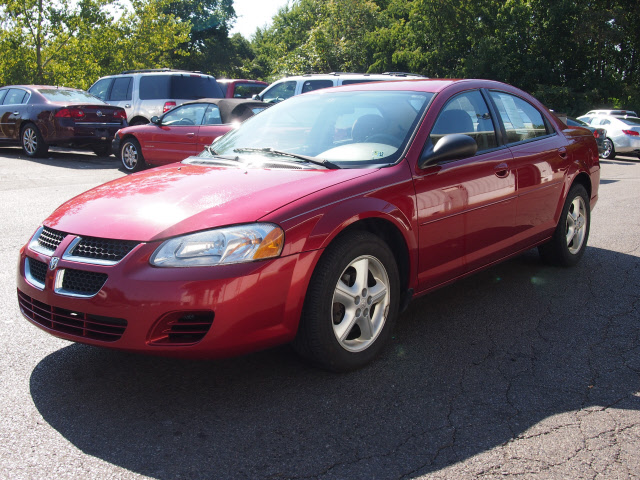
<box><xmin>0</xmin><ymin>148</ymin><xmax>638</xmax><ymax>479</ymax></box>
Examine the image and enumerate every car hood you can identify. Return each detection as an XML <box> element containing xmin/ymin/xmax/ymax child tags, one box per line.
<box><xmin>44</xmin><ymin>163</ymin><xmax>376</xmax><ymax>241</ymax></box>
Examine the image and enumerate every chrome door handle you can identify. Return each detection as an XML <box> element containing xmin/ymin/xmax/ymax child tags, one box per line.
<box><xmin>186</xmin><ymin>133</ymin><xmax>195</xmax><ymax>137</ymax></box>
<box><xmin>13</xmin><ymin>111</ymin><xmax>19</xmax><ymax>115</ymax></box>
<box><xmin>125</xmin><ymin>104</ymin><xmax>131</xmax><ymax>108</ymax></box>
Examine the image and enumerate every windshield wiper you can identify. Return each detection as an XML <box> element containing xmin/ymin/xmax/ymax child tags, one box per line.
<box><xmin>232</xmin><ymin>147</ymin><xmax>340</xmax><ymax>169</ymax></box>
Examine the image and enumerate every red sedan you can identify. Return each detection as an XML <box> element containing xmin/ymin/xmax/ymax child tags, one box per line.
<box><xmin>17</xmin><ymin>79</ymin><xmax>600</xmax><ymax>371</ymax></box>
<box><xmin>0</xmin><ymin>85</ymin><xmax>127</xmax><ymax>157</ymax></box>
<box><xmin>112</xmin><ymin>98</ymin><xmax>269</xmax><ymax>171</ymax></box>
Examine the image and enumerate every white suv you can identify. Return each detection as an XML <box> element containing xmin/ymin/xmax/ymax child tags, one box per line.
<box><xmin>89</xmin><ymin>69</ymin><xmax>224</xmax><ymax>125</ymax></box>
<box><xmin>254</xmin><ymin>72</ymin><xmax>425</xmax><ymax>103</ymax></box>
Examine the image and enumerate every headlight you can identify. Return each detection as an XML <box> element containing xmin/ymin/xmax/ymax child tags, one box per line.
<box><xmin>150</xmin><ymin>223</ymin><xmax>284</xmax><ymax>267</ymax></box>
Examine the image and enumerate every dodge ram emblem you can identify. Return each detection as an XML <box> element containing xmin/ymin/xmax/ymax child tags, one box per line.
<box><xmin>49</xmin><ymin>257</ymin><xmax>59</xmax><ymax>270</ymax></box>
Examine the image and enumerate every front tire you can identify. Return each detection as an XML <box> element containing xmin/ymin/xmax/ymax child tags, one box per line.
<box><xmin>21</xmin><ymin>124</ymin><xmax>48</xmax><ymax>158</ymax></box>
<box><xmin>120</xmin><ymin>138</ymin><xmax>145</xmax><ymax>172</ymax></box>
<box><xmin>601</xmin><ymin>138</ymin><xmax>616</xmax><ymax>159</ymax></box>
<box><xmin>293</xmin><ymin>231</ymin><xmax>400</xmax><ymax>372</ymax></box>
<box><xmin>538</xmin><ymin>184</ymin><xmax>590</xmax><ymax>267</ymax></box>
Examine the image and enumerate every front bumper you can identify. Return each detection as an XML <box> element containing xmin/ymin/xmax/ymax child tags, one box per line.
<box><xmin>17</xmin><ymin>237</ymin><xmax>321</xmax><ymax>358</ymax></box>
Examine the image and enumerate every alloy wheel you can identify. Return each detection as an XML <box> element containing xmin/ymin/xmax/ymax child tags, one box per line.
<box><xmin>566</xmin><ymin>196</ymin><xmax>587</xmax><ymax>254</ymax></box>
<box><xmin>331</xmin><ymin>255</ymin><xmax>390</xmax><ymax>352</ymax></box>
<box><xmin>22</xmin><ymin>128</ymin><xmax>37</xmax><ymax>155</ymax></box>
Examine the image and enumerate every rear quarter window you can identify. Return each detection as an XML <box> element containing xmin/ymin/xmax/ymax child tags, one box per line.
<box><xmin>170</xmin><ymin>75</ymin><xmax>223</xmax><ymax>99</ymax></box>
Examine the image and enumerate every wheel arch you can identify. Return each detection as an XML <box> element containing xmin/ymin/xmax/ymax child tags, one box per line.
<box><xmin>129</xmin><ymin>116</ymin><xmax>149</xmax><ymax>126</ymax></box>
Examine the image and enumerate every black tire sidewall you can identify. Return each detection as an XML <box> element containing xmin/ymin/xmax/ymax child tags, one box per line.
<box><xmin>552</xmin><ymin>184</ymin><xmax>591</xmax><ymax>266</ymax></box>
<box><xmin>601</xmin><ymin>138</ymin><xmax>615</xmax><ymax>159</ymax></box>
<box><xmin>295</xmin><ymin>231</ymin><xmax>400</xmax><ymax>371</ymax></box>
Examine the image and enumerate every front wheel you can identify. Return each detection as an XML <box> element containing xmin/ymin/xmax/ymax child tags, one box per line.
<box><xmin>601</xmin><ymin>138</ymin><xmax>616</xmax><ymax>159</ymax></box>
<box><xmin>120</xmin><ymin>138</ymin><xmax>145</xmax><ymax>172</ymax></box>
<box><xmin>293</xmin><ymin>231</ymin><xmax>400</xmax><ymax>371</ymax></box>
<box><xmin>21</xmin><ymin>124</ymin><xmax>48</xmax><ymax>158</ymax></box>
<box><xmin>538</xmin><ymin>184</ymin><xmax>590</xmax><ymax>267</ymax></box>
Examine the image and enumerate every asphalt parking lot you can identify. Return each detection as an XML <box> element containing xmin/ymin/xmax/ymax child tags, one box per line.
<box><xmin>1</xmin><ymin>146</ymin><xmax>638</xmax><ymax>480</ymax></box>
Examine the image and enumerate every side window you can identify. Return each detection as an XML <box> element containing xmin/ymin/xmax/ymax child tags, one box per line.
<box><xmin>162</xmin><ymin>103</ymin><xmax>207</xmax><ymax>126</ymax></box>
<box><xmin>490</xmin><ymin>91</ymin><xmax>551</xmax><ymax>143</ymax></box>
<box><xmin>232</xmin><ymin>83</ymin><xmax>265</xmax><ymax>99</ymax></box>
<box><xmin>430</xmin><ymin>90</ymin><xmax>497</xmax><ymax>152</ymax></box>
<box><xmin>262</xmin><ymin>81</ymin><xmax>297</xmax><ymax>103</ymax></box>
<box><xmin>301</xmin><ymin>80</ymin><xmax>333</xmax><ymax>93</ymax></box>
<box><xmin>0</xmin><ymin>89</ymin><xmax>7</xmax><ymax>104</ymax></box>
<box><xmin>202</xmin><ymin>104</ymin><xmax>222</xmax><ymax>125</ymax></box>
<box><xmin>600</xmin><ymin>119</ymin><xmax>611</xmax><ymax>126</ymax></box>
<box><xmin>88</xmin><ymin>78</ymin><xmax>112</xmax><ymax>101</ymax></box>
<box><xmin>140</xmin><ymin>76</ymin><xmax>170</xmax><ymax>100</ymax></box>
<box><xmin>4</xmin><ymin>88</ymin><xmax>28</xmax><ymax>105</ymax></box>
<box><xmin>109</xmin><ymin>77</ymin><xmax>132</xmax><ymax>101</ymax></box>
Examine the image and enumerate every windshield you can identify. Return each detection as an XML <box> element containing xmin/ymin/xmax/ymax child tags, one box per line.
<box><xmin>201</xmin><ymin>90</ymin><xmax>433</xmax><ymax>168</ymax></box>
<box><xmin>38</xmin><ymin>89</ymin><xmax>105</xmax><ymax>103</ymax></box>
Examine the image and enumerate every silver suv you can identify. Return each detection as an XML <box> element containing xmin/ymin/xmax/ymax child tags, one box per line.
<box><xmin>254</xmin><ymin>72</ymin><xmax>425</xmax><ymax>103</ymax></box>
<box><xmin>88</xmin><ymin>69</ymin><xmax>224</xmax><ymax>125</ymax></box>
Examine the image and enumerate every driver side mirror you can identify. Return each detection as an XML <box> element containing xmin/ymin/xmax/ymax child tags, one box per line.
<box><xmin>251</xmin><ymin>94</ymin><xmax>261</xmax><ymax>101</ymax></box>
<box><xmin>419</xmin><ymin>134</ymin><xmax>478</xmax><ymax>168</ymax></box>
<box><xmin>151</xmin><ymin>116</ymin><xmax>161</xmax><ymax>125</ymax></box>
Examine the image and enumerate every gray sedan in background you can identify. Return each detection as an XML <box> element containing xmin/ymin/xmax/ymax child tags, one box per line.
<box><xmin>578</xmin><ymin>114</ymin><xmax>640</xmax><ymax>159</ymax></box>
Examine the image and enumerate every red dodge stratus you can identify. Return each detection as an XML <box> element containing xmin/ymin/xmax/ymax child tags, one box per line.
<box><xmin>17</xmin><ymin>79</ymin><xmax>600</xmax><ymax>371</ymax></box>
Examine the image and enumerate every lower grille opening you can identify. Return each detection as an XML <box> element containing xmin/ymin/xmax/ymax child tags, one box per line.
<box><xmin>148</xmin><ymin>311</ymin><xmax>214</xmax><ymax>346</ymax></box>
<box><xmin>18</xmin><ymin>289</ymin><xmax>127</xmax><ymax>342</ymax></box>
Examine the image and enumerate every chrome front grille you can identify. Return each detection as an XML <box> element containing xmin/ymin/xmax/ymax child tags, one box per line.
<box><xmin>37</xmin><ymin>226</ymin><xmax>66</xmax><ymax>252</ymax></box>
<box><xmin>28</xmin><ymin>258</ymin><xmax>48</xmax><ymax>284</ymax></box>
<box><xmin>57</xmin><ymin>269</ymin><xmax>108</xmax><ymax>297</ymax></box>
<box><xmin>70</xmin><ymin>236</ymin><xmax>138</xmax><ymax>262</ymax></box>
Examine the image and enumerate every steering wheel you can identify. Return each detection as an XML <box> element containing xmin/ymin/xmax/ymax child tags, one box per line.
<box><xmin>364</xmin><ymin>133</ymin><xmax>402</xmax><ymax>147</ymax></box>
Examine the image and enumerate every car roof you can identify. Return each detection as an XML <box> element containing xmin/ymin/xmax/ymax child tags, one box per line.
<box><xmin>302</xmin><ymin>78</ymin><xmax>514</xmax><ymax>94</ymax></box>
<box><xmin>217</xmin><ymin>79</ymin><xmax>268</xmax><ymax>84</ymax></box>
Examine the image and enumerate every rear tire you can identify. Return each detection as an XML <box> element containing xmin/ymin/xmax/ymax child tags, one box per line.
<box><xmin>538</xmin><ymin>184</ymin><xmax>590</xmax><ymax>267</ymax></box>
<box><xmin>21</xmin><ymin>124</ymin><xmax>48</xmax><ymax>158</ymax></box>
<box><xmin>601</xmin><ymin>138</ymin><xmax>615</xmax><ymax>159</ymax></box>
<box><xmin>293</xmin><ymin>231</ymin><xmax>400</xmax><ymax>372</ymax></box>
<box><xmin>120</xmin><ymin>138</ymin><xmax>145</xmax><ymax>172</ymax></box>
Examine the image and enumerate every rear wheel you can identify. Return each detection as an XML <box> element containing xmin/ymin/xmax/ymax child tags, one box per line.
<box><xmin>293</xmin><ymin>231</ymin><xmax>399</xmax><ymax>371</ymax></box>
<box><xmin>21</xmin><ymin>124</ymin><xmax>48</xmax><ymax>158</ymax></box>
<box><xmin>120</xmin><ymin>138</ymin><xmax>145</xmax><ymax>172</ymax></box>
<box><xmin>539</xmin><ymin>184</ymin><xmax>590</xmax><ymax>267</ymax></box>
<box><xmin>601</xmin><ymin>138</ymin><xmax>616</xmax><ymax>159</ymax></box>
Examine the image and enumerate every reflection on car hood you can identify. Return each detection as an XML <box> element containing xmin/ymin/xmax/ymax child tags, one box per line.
<box><xmin>44</xmin><ymin>163</ymin><xmax>375</xmax><ymax>241</ymax></box>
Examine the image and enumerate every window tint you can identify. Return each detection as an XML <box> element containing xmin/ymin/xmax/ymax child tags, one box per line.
<box><xmin>231</xmin><ymin>83</ymin><xmax>265</xmax><ymax>98</ymax></box>
<box><xmin>139</xmin><ymin>76</ymin><xmax>171</xmax><ymax>100</ymax></box>
<box><xmin>38</xmin><ymin>89</ymin><xmax>105</xmax><ymax>103</ymax></box>
<box><xmin>202</xmin><ymin>104</ymin><xmax>222</xmax><ymax>125</ymax></box>
<box><xmin>162</xmin><ymin>103</ymin><xmax>207</xmax><ymax>126</ymax></box>
<box><xmin>88</xmin><ymin>78</ymin><xmax>112</xmax><ymax>101</ymax></box>
<box><xmin>490</xmin><ymin>91</ymin><xmax>550</xmax><ymax>143</ymax></box>
<box><xmin>430</xmin><ymin>90</ymin><xmax>497</xmax><ymax>152</ymax></box>
<box><xmin>171</xmin><ymin>75</ymin><xmax>223</xmax><ymax>99</ymax></box>
<box><xmin>0</xmin><ymin>90</ymin><xmax>7</xmax><ymax>104</ymax></box>
<box><xmin>301</xmin><ymin>80</ymin><xmax>333</xmax><ymax>93</ymax></box>
<box><xmin>4</xmin><ymin>89</ymin><xmax>29</xmax><ymax>105</ymax></box>
<box><xmin>262</xmin><ymin>81</ymin><xmax>296</xmax><ymax>103</ymax></box>
<box><xmin>110</xmin><ymin>77</ymin><xmax>132</xmax><ymax>101</ymax></box>
<box><xmin>341</xmin><ymin>79</ymin><xmax>379</xmax><ymax>85</ymax></box>
<box><xmin>620</xmin><ymin>117</ymin><xmax>640</xmax><ymax>126</ymax></box>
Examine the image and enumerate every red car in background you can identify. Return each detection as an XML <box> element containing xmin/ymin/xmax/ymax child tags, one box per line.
<box><xmin>217</xmin><ymin>79</ymin><xmax>268</xmax><ymax>99</ymax></box>
<box><xmin>0</xmin><ymin>85</ymin><xmax>127</xmax><ymax>157</ymax></box>
<box><xmin>17</xmin><ymin>79</ymin><xmax>599</xmax><ymax>371</ymax></box>
<box><xmin>112</xmin><ymin>98</ymin><xmax>269</xmax><ymax>171</ymax></box>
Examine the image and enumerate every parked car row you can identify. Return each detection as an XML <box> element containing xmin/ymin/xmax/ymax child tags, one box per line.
<box><xmin>17</xmin><ymin>78</ymin><xmax>600</xmax><ymax>371</ymax></box>
<box><xmin>577</xmin><ymin>110</ymin><xmax>640</xmax><ymax>159</ymax></box>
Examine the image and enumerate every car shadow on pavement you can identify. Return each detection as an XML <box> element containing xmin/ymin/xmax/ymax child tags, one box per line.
<box><xmin>0</xmin><ymin>147</ymin><xmax>120</xmax><ymax>170</ymax></box>
<box><xmin>29</xmin><ymin>247</ymin><xmax>640</xmax><ymax>479</ymax></box>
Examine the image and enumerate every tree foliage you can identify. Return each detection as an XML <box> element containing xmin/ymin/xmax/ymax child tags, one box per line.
<box><xmin>1</xmin><ymin>0</ymin><xmax>639</xmax><ymax>114</ymax></box>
